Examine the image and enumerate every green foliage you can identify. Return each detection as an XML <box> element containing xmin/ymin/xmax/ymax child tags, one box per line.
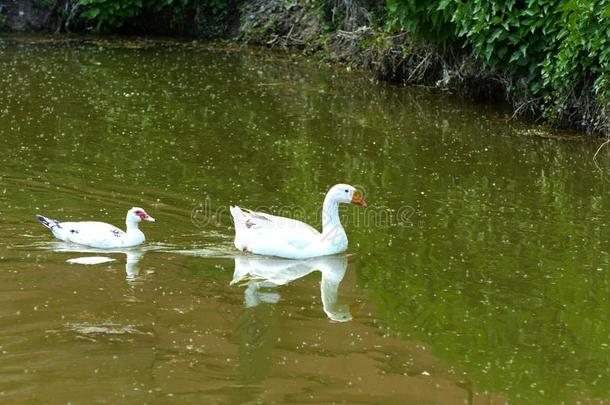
<box><xmin>37</xmin><ymin>0</ymin><xmax>57</xmax><ymax>8</ymax></box>
<box><xmin>203</xmin><ymin>0</ymin><xmax>231</xmax><ymax>27</ymax></box>
<box><xmin>385</xmin><ymin>1</ymin><xmax>565</xmax><ymax>76</ymax></box>
<box><xmin>384</xmin><ymin>0</ymin><xmax>610</xmax><ymax>129</ymax></box>
<box><xmin>77</xmin><ymin>0</ymin><xmax>227</xmax><ymax>33</ymax></box>
<box><xmin>452</xmin><ymin>1</ymin><xmax>561</xmax><ymax>76</ymax></box>
<box><xmin>283</xmin><ymin>0</ymin><xmax>298</xmax><ymax>12</ymax></box>
<box><xmin>540</xmin><ymin>0</ymin><xmax>610</xmax><ymax>112</ymax></box>
<box><xmin>79</xmin><ymin>0</ymin><xmax>147</xmax><ymax>32</ymax></box>
<box><xmin>385</xmin><ymin>0</ymin><xmax>455</xmax><ymax>42</ymax></box>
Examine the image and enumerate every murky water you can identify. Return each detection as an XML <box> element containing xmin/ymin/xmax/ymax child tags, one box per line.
<box><xmin>1</xmin><ymin>35</ymin><xmax>609</xmax><ymax>403</ymax></box>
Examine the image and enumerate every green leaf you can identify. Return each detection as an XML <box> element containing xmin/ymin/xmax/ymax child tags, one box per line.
<box><xmin>509</xmin><ymin>50</ymin><xmax>522</xmax><ymax>64</ymax></box>
<box><xmin>437</xmin><ymin>0</ymin><xmax>451</xmax><ymax>11</ymax></box>
<box><xmin>81</xmin><ymin>7</ymin><xmax>101</xmax><ymax>19</ymax></box>
<box><xmin>497</xmin><ymin>46</ymin><xmax>508</xmax><ymax>59</ymax></box>
<box><xmin>532</xmin><ymin>81</ymin><xmax>543</xmax><ymax>94</ymax></box>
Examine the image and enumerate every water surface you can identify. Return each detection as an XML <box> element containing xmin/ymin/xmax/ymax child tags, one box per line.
<box><xmin>1</xmin><ymin>36</ymin><xmax>609</xmax><ymax>403</ymax></box>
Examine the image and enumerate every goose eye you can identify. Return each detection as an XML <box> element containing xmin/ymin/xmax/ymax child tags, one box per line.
<box><xmin>344</xmin><ymin>189</ymin><xmax>349</xmax><ymax>193</ymax></box>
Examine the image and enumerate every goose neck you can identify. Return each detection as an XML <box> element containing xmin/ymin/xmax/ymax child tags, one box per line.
<box><xmin>322</xmin><ymin>198</ymin><xmax>342</xmax><ymax>235</ymax></box>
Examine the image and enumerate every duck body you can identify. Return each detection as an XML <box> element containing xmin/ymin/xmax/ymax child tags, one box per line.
<box><xmin>230</xmin><ymin>184</ymin><xmax>366</xmax><ymax>260</ymax></box>
<box><xmin>37</xmin><ymin>207</ymin><xmax>155</xmax><ymax>249</ymax></box>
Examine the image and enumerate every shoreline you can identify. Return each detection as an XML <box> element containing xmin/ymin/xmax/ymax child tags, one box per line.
<box><xmin>1</xmin><ymin>0</ymin><xmax>608</xmax><ymax>138</ymax></box>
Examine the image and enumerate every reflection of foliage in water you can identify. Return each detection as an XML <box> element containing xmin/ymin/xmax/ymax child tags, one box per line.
<box><xmin>353</xmin><ymin>141</ymin><xmax>610</xmax><ymax>402</ymax></box>
<box><xmin>1</xmin><ymin>39</ymin><xmax>610</xmax><ymax>402</ymax></box>
<box><xmin>238</xmin><ymin>303</ymin><xmax>276</xmax><ymax>384</ymax></box>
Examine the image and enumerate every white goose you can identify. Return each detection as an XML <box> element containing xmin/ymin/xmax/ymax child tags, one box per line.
<box><xmin>36</xmin><ymin>207</ymin><xmax>155</xmax><ymax>249</ymax></box>
<box><xmin>230</xmin><ymin>184</ymin><xmax>367</xmax><ymax>259</ymax></box>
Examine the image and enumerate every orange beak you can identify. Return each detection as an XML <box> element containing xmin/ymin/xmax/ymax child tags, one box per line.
<box><xmin>351</xmin><ymin>191</ymin><xmax>367</xmax><ymax>207</ymax></box>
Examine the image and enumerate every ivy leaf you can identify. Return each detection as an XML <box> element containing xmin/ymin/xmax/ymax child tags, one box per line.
<box><xmin>81</xmin><ymin>7</ymin><xmax>101</xmax><ymax>19</ymax></box>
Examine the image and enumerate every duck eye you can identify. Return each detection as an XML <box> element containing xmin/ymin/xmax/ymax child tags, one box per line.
<box><xmin>344</xmin><ymin>189</ymin><xmax>349</xmax><ymax>193</ymax></box>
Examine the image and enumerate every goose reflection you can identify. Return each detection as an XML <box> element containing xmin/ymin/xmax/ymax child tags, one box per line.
<box><xmin>231</xmin><ymin>254</ymin><xmax>353</xmax><ymax>322</ymax></box>
<box><xmin>45</xmin><ymin>242</ymin><xmax>145</xmax><ymax>281</ymax></box>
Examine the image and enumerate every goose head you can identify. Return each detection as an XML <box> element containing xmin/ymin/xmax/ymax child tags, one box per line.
<box><xmin>126</xmin><ymin>207</ymin><xmax>155</xmax><ymax>225</ymax></box>
<box><xmin>327</xmin><ymin>184</ymin><xmax>367</xmax><ymax>207</ymax></box>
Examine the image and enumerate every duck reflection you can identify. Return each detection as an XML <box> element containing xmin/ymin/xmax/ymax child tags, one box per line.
<box><xmin>46</xmin><ymin>242</ymin><xmax>145</xmax><ymax>281</ymax></box>
<box><xmin>231</xmin><ymin>254</ymin><xmax>353</xmax><ymax>322</ymax></box>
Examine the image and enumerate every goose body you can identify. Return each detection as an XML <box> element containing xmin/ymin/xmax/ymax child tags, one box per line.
<box><xmin>230</xmin><ymin>184</ymin><xmax>366</xmax><ymax>259</ymax></box>
<box><xmin>37</xmin><ymin>207</ymin><xmax>155</xmax><ymax>249</ymax></box>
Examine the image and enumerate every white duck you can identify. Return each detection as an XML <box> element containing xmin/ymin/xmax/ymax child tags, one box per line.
<box><xmin>230</xmin><ymin>184</ymin><xmax>367</xmax><ymax>259</ymax></box>
<box><xmin>36</xmin><ymin>207</ymin><xmax>155</xmax><ymax>249</ymax></box>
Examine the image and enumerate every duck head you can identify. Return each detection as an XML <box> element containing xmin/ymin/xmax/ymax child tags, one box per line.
<box><xmin>127</xmin><ymin>207</ymin><xmax>155</xmax><ymax>224</ymax></box>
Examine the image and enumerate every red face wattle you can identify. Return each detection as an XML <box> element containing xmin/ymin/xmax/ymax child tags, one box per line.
<box><xmin>134</xmin><ymin>209</ymin><xmax>155</xmax><ymax>222</ymax></box>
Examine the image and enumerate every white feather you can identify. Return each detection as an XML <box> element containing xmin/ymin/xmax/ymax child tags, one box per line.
<box><xmin>229</xmin><ymin>184</ymin><xmax>365</xmax><ymax>259</ymax></box>
<box><xmin>37</xmin><ymin>207</ymin><xmax>154</xmax><ymax>249</ymax></box>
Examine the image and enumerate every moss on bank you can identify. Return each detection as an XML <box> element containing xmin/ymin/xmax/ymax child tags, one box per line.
<box><xmin>1</xmin><ymin>0</ymin><xmax>608</xmax><ymax>136</ymax></box>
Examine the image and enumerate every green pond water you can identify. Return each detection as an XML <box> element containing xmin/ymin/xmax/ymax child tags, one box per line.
<box><xmin>1</xmin><ymin>36</ymin><xmax>609</xmax><ymax>403</ymax></box>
